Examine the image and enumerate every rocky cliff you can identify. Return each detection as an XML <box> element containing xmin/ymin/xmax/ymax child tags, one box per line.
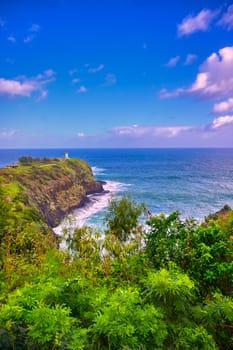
<box><xmin>0</xmin><ymin>157</ymin><xmax>104</xmax><ymax>227</ymax></box>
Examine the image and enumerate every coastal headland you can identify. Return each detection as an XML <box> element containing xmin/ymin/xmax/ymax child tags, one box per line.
<box><xmin>0</xmin><ymin>156</ymin><xmax>104</xmax><ymax>230</ymax></box>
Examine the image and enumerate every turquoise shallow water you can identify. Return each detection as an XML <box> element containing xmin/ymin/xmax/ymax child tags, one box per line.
<box><xmin>1</xmin><ymin>148</ymin><xmax>233</xmax><ymax>227</ymax></box>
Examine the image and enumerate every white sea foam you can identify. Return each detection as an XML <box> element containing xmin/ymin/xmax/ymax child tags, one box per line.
<box><xmin>92</xmin><ymin>166</ymin><xmax>106</xmax><ymax>175</ymax></box>
<box><xmin>53</xmin><ymin>180</ymin><xmax>130</xmax><ymax>243</ymax></box>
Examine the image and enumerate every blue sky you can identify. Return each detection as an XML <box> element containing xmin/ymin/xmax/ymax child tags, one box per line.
<box><xmin>1</xmin><ymin>0</ymin><xmax>233</xmax><ymax>148</ymax></box>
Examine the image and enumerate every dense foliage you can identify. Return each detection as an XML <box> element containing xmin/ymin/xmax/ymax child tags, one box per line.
<box><xmin>0</xmin><ymin>189</ymin><xmax>232</xmax><ymax>349</ymax></box>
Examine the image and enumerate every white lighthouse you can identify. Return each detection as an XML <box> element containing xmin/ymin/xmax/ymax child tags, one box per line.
<box><xmin>65</xmin><ymin>151</ymin><xmax>69</xmax><ymax>160</ymax></box>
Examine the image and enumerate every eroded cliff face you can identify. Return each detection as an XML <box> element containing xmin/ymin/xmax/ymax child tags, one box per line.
<box><xmin>1</xmin><ymin>158</ymin><xmax>104</xmax><ymax>227</ymax></box>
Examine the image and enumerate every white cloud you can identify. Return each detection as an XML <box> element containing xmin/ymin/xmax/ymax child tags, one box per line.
<box><xmin>177</xmin><ymin>9</ymin><xmax>219</xmax><ymax>37</ymax></box>
<box><xmin>0</xmin><ymin>129</ymin><xmax>17</xmax><ymax>138</ymax></box>
<box><xmin>24</xmin><ymin>23</ymin><xmax>40</xmax><ymax>43</ymax></box>
<box><xmin>77</xmin><ymin>132</ymin><xmax>85</xmax><ymax>137</ymax></box>
<box><xmin>0</xmin><ymin>78</ymin><xmax>34</xmax><ymax>97</ymax></box>
<box><xmin>218</xmin><ymin>5</ymin><xmax>233</xmax><ymax>30</ymax></box>
<box><xmin>211</xmin><ymin>115</ymin><xmax>233</xmax><ymax>129</ymax></box>
<box><xmin>7</xmin><ymin>35</ymin><xmax>16</xmax><ymax>43</ymax></box>
<box><xmin>159</xmin><ymin>88</ymin><xmax>185</xmax><ymax>99</ymax></box>
<box><xmin>159</xmin><ymin>46</ymin><xmax>233</xmax><ymax>100</ymax></box>
<box><xmin>213</xmin><ymin>98</ymin><xmax>233</xmax><ymax>113</ymax></box>
<box><xmin>24</xmin><ymin>35</ymin><xmax>34</xmax><ymax>43</ymax></box>
<box><xmin>72</xmin><ymin>78</ymin><xmax>80</xmax><ymax>84</ymax></box>
<box><xmin>36</xmin><ymin>90</ymin><xmax>48</xmax><ymax>102</ymax></box>
<box><xmin>88</xmin><ymin>64</ymin><xmax>104</xmax><ymax>73</ymax></box>
<box><xmin>111</xmin><ymin>124</ymin><xmax>192</xmax><ymax>138</ymax></box>
<box><xmin>30</xmin><ymin>24</ymin><xmax>40</xmax><ymax>32</ymax></box>
<box><xmin>69</xmin><ymin>68</ymin><xmax>78</xmax><ymax>76</ymax></box>
<box><xmin>76</xmin><ymin>85</ymin><xmax>87</xmax><ymax>93</ymax></box>
<box><xmin>184</xmin><ymin>54</ymin><xmax>197</xmax><ymax>65</ymax></box>
<box><xmin>104</xmin><ymin>73</ymin><xmax>117</xmax><ymax>86</ymax></box>
<box><xmin>189</xmin><ymin>46</ymin><xmax>233</xmax><ymax>98</ymax></box>
<box><xmin>164</xmin><ymin>56</ymin><xmax>180</xmax><ymax>67</ymax></box>
<box><xmin>43</xmin><ymin>69</ymin><xmax>55</xmax><ymax>77</ymax></box>
<box><xmin>0</xmin><ymin>69</ymin><xmax>55</xmax><ymax>100</ymax></box>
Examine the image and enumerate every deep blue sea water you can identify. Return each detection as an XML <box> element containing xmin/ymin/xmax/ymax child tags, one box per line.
<box><xmin>1</xmin><ymin>148</ymin><xmax>233</xmax><ymax>229</ymax></box>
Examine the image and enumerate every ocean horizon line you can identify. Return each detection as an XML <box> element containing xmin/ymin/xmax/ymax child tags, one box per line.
<box><xmin>1</xmin><ymin>147</ymin><xmax>233</xmax><ymax>151</ymax></box>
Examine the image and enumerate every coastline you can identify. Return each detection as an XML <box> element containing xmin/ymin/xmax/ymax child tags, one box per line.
<box><xmin>50</xmin><ymin>179</ymin><xmax>107</xmax><ymax>228</ymax></box>
<box><xmin>53</xmin><ymin>179</ymin><xmax>126</xmax><ymax>238</ymax></box>
<box><xmin>0</xmin><ymin>157</ymin><xmax>105</xmax><ymax>233</ymax></box>
<box><xmin>1</xmin><ymin>149</ymin><xmax>233</xmax><ymax>221</ymax></box>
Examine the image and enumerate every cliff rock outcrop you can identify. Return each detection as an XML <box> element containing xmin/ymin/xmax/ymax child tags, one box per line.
<box><xmin>0</xmin><ymin>157</ymin><xmax>104</xmax><ymax>227</ymax></box>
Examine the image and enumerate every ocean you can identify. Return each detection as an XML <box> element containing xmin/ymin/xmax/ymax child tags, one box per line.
<box><xmin>1</xmin><ymin>148</ymin><xmax>233</xmax><ymax>231</ymax></box>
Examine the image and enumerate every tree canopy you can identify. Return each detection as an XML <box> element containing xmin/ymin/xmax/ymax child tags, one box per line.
<box><xmin>0</xmin><ymin>192</ymin><xmax>232</xmax><ymax>349</ymax></box>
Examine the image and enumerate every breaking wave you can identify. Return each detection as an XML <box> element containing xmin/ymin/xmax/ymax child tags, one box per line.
<box><xmin>53</xmin><ymin>180</ymin><xmax>130</xmax><ymax>241</ymax></box>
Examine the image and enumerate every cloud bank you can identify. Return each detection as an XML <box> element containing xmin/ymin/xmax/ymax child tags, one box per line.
<box><xmin>71</xmin><ymin>117</ymin><xmax>233</xmax><ymax>148</ymax></box>
<box><xmin>111</xmin><ymin>124</ymin><xmax>192</xmax><ymax>138</ymax></box>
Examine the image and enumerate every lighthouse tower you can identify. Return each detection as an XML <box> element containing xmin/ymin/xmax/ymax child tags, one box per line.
<box><xmin>65</xmin><ymin>151</ymin><xmax>69</xmax><ymax>160</ymax></box>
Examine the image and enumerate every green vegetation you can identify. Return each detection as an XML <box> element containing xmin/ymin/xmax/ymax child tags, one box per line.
<box><xmin>0</xmin><ymin>168</ymin><xmax>232</xmax><ymax>349</ymax></box>
<box><xmin>18</xmin><ymin>156</ymin><xmax>40</xmax><ymax>165</ymax></box>
<box><xmin>0</xmin><ymin>157</ymin><xmax>103</xmax><ymax>228</ymax></box>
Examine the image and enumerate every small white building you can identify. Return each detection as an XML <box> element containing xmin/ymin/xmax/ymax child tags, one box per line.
<box><xmin>65</xmin><ymin>151</ymin><xmax>69</xmax><ymax>159</ymax></box>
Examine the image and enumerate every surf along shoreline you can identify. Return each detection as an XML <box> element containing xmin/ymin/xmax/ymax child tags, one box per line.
<box><xmin>53</xmin><ymin>179</ymin><xmax>128</xmax><ymax>240</ymax></box>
